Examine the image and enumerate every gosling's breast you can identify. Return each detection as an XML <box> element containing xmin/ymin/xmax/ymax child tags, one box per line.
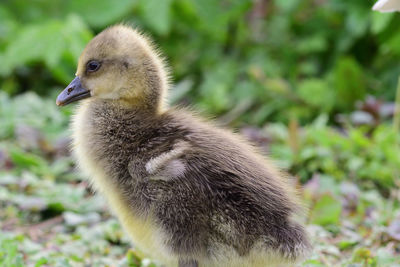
<box><xmin>70</xmin><ymin>101</ymin><xmax>178</xmax><ymax>266</ymax></box>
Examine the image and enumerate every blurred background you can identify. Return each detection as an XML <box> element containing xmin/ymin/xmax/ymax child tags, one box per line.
<box><xmin>0</xmin><ymin>0</ymin><xmax>399</xmax><ymax>266</ymax></box>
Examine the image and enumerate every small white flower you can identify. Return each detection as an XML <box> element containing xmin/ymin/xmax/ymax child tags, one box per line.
<box><xmin>373</xmin><ymin>0</ymin><xmax>400</xmax><ymax>12</ymax></box>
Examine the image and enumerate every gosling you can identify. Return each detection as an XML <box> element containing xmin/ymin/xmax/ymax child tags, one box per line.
<box><xmin>56</xmin><ymin>25</ymin><xmax>311</xmax><ymax>267</ymax></box>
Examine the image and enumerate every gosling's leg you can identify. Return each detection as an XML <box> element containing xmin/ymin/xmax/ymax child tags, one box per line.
<box><xmin>178</xmin><ymin>259</ymin><xmax>198</xmax><ymax>267</ymax></box>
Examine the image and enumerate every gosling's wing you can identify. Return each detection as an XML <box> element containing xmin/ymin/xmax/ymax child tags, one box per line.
<box><xmin>128</xmin><ymin>140</ymin><xmax>190</xmax><ymax>181</ymax></box>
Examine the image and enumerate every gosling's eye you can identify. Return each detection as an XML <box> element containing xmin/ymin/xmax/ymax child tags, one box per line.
<box><xmin>87</xmin><ymin>60</ymin><xmax>101</xmax><ymax>72</ymax></box>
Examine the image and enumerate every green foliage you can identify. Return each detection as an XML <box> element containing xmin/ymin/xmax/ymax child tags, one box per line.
<box><xmin>0</xmin><ymin>0</ymin><xmax>399</xmax><ymax>124</ymax></box>
<box><xmin>0</xmin><ymin>14</ymin><xmax>92</xmax><ymax>88</ymax></box>
<box><xmin>66</xmin><ymin>0</ymin><xmax>136</xmax><ymax>28</ymax></box>
<box><xmin>297</xmin><ymin>78</ymin><xmax>334</xmax><ymax>112</ymax></box>
<box><xmin>333</xmin><ymin>57</ymin><xmax>366</xmax><ymax>111</ymax></box>
<box><xmin>0</xmin><ymin>237</ymin><xmax>24</xmax><ymax>267</ymax></box>
<box><xmin>0</xmin><ymin>92</ymin><xmax>71</xmax><ymax>140</ymax></box>
<box><xmin>268</xmin><ymin>115</ymin><xmax>400</xmax><ymax>189</ymax></box>
<box><xmin>310</xmin><ymin>193</ymin><xmax>342</xmax><ymax>226</ymax></box>
<box><xmin>139</xmin><ymin>0</ymin><xmax>173</xmax><ymax>35</ymax></box>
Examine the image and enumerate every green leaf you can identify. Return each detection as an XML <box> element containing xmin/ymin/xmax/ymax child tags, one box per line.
<box><xmin>197</xmin><ymin>61</ymin><xmax>237</xmax><ymax>113</ymax></box>
<box><xmin>192</xmin><ymin>0</ymin><xmax>251</xmax><ymax>40</ymax></box>
<box><xmin>0</xmin><ymin>21</ymin><xmax>64</xmax><ymax>76</ymax></box>
<box><xmin>66</xmin><ymin>0</ymin><xmax>137</xmax><ymax>28</ymax></box>
<box><xmin>345</xmin><ymin>8</ymin><xmax>369</xmax><ymax>38</ymax></box>
<box><xmin>275</xmin><ymin>0</ymin><xmax>300</xmax><ymax>13</ymax></box>
<box><xmin>9</xmin><ymin>148</ymin><xmax>47</xmax><ymax>169</ymax></box>
<box><xmin>332</xmin><ymin>57</ymin><xmax>366</xmax><ymax>111</ymax></box>
<box><xmin>310</xmin><ymin>193</ymin><xmax>342</xmax><ymax>226</ymax></box>
<box><xmin>297</xmin><ymin>78</ymin><xmax>334</xmax><ymax>112</ymax></box>
<box><xmin>384</xmin><ymin>30</ymin><xmax>400</xmax><ymax>56</ymax></box>
<box><xmin>371</xmin><ymin>12</ymin><xmax>394</xmax><ymax>34</ymax></box>
<box><xmin>0</xmin><ymin>239</ymin><xmax>24</xmax><ymax>267</ymax></box>
<box><xmin>139</xmin><ymin>0</ymin><xmax>173</xmax><ymax>35</ymax></box>
<box><xmin>0</xmin><ymin>17</ymin><xmax>91</xmax><ymax>83</ymax></box>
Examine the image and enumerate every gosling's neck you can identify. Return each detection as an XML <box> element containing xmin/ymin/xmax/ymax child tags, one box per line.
<box><xmin>87</xmin><ymin>93</ymin><xmax>167</xmax><ymax>118</ymax></box>
<box><xmin>86</xmin><ymin>96</ymin><xmax>165</xmax><ymax>120</ymax></box>
<box><xmin>120</xmin><ymin>84</ymin><xmax>168</xmax><ymax>114</ymax></box>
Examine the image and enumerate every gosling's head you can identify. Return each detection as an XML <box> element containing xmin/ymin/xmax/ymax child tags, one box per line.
<box><xmin>56</xmin><ymin>25</ymin><xmax>169</xmax><ymax>111</ymax></box>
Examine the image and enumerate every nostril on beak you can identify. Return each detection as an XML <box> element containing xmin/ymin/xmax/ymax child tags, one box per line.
<box><xmin>67</xmin><ymin>87</ymin><xmax>74</xmax><ymax>95</ymax></box>
<box><xmin>56</xmin><ymin>76</ymin><xmax>89</xmax><ymax>106</ymax></box>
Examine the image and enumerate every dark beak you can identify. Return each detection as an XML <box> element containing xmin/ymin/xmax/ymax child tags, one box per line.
<box><xmin>56</xmin><ymin>76</ymin><xmax>91</xmax><ymax>106</ymax></box>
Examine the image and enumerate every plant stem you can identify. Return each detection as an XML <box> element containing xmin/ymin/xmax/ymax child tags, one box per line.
<box><xmin>394</xmin><ymin>76</ymin><xmax>400</xmax><ymax>133</ymax></box>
